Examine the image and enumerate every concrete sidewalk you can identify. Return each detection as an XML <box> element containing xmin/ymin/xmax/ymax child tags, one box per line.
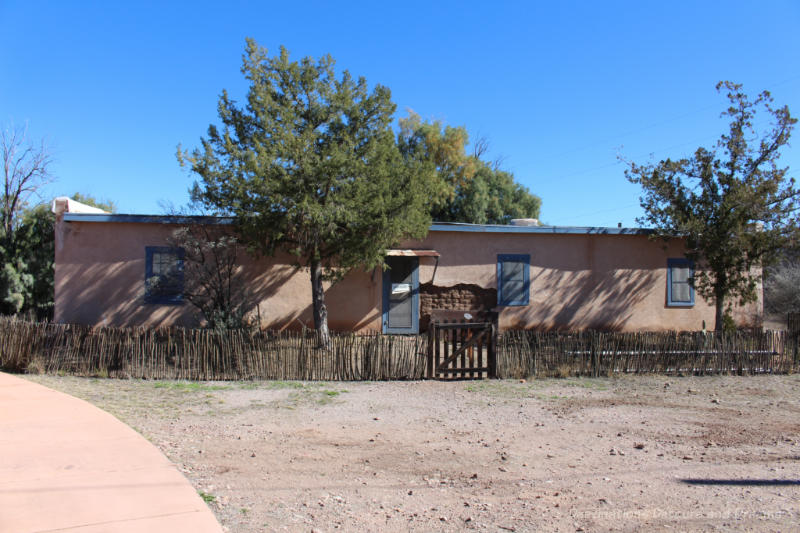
<box><xmin>0</xmin><ymin>372</ymin><xmax>224</xmax><ymax>533</ymax></box>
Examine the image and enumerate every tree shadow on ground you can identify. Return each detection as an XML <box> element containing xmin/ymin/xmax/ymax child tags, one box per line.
<box><xmin>680</xmin><ymin>479</ymin><xmax>800</xmax><ymax>486</ymax></box>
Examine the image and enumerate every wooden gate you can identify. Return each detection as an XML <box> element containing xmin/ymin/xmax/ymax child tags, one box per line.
<box><xmin>427</xmin><ymin>310</ymin><xmax>497</xmax><ymax>379</ymax></box>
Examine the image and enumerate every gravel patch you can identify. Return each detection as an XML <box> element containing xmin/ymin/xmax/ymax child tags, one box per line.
<box><xmin>25</xmin><ymin>374</ymin><xmax>800</xmax><ymax>532</ymax></box>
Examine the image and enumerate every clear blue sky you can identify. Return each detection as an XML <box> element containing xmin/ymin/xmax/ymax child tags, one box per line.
<box><xmin>1</xmin><ymin>0</ymin><xmax>798</xmax><ymax>227</ymax></box>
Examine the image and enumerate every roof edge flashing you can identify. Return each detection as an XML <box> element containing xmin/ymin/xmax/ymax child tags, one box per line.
<box><xmin>61</xmin><ymin>213</ymin><xmax>652</xmax><ymax>235</ymax></box>
<box><xmin>429</xmin><ymin>222</ymin><xmax>653</xmax><ymax>235</ymax></box>
<box><xmin>62</xmin><ymin>213</ymin><xmax>235</xmax><ymax>224</ymax></box>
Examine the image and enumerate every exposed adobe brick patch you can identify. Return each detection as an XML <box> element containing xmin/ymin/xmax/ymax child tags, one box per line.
<box><xmin>419</xmin><ymin>283</ymin><xmax>497</xmax><ymax>331</ymax></box>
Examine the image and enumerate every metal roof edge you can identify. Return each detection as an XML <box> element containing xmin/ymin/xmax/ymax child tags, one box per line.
<box><xmin>62</xmin><ymin>214</ymin><xmax>654</xmax><ymax>235</ymax></box>
<box><xmin>429</xmin><ymin>222</ymin><xmax>653</xmax><ymax>235</ymax></box>
<box><xmin>62</xmin><ymin>213</ymin><xmax>235</xmax><ymax>224</ymax></box>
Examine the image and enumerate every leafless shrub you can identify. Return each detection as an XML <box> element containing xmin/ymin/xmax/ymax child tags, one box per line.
<box><xmin>169</xmin><ymin>224</ymin><xmax>255</xmax><ymax>331</ymax></box>
<box><xmin>764</xmin><ymin>258</ymin><xmax>800</xmax><ymax>316</ymax></box>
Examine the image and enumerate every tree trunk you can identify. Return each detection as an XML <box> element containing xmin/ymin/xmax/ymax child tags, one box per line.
<box><xmin>310</xmin><ymin>259</ymin><xmax>331</xmax><ymax>348</ymax></box>
<box><xmin>714</xmin><ymin>292</ymin><xmax>725</xmax><ymax>332</ymax></box>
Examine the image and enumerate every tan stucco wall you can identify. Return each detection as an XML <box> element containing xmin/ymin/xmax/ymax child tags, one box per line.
<box><xmin>54</xmin><ymin>219</ymin><xmax>762</xmax><ymax>332</ymax></box>
<box><xmin>54</xmin><ymin>219</ymin><xmax>382</xmax><ymax>330</ymax></box>
<box><xmin>413</xmin><ymin>231</ymin><xmax>761</xmax><ymax>331</ymax></box>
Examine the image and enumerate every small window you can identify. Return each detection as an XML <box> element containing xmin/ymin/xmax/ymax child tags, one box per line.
<box><xmin>497</xmin><ymin>254</ymin><xmax>530</xmax><ymax>306</ymax></box>
<box><xmin>145</xmin><ymin>247</ymin><xmax>184</xmax><ymax>304</ymax></box>
<box><xmin>667</xmin><ymin>258</ymin><xmax>694</xmax><ymax>307</ymax></box>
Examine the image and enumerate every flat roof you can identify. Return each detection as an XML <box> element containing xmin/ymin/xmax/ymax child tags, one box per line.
<box><xmin>62</xmin><ymin>213</ymin><xmax>652</xmax><ymax>235</ymax></box>
<box><xmin>62</xmin><ymin>213</ymin><xmax>235</xmax><ymax>224</ymax></box>
<box><xmin>430</xmin><ymin>222</ymin><xmax>652</xmax><ymax>235</ymax></box>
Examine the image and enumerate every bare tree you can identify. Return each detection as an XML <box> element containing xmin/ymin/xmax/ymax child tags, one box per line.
<box><xmin>472</xmin><ymin>135</ymin><xmax>490</xmax><ymax>159</ymax></box>
<box><xmin>1</xmin><ymin>125</ymin><xmax>55</xmax><ymax>315</ymax></box>
<box><xmin>471</xmin><ymin>135</ymin><xmax>507</xmax><ymax>171</ymax></box>
<box><xmin>1</xmin><ymin>124</ymin><xmax>54</xmax><ymax>241</ymax></box>
<box><xmin>168</xmin><ymin>222</ymin><xmax>256</xmax><ymax>331</ymax></box>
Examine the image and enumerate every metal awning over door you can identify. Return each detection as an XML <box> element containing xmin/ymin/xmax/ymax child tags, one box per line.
<box><xmin>385</xmin><ymin>249</ymin><xmax>440</xmax><ymax>257</ymax></box>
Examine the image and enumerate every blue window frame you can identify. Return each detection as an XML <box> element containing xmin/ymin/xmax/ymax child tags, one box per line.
<box><xmin>145</xmin><ymin>246</ymin><xmax>184</xmax><ymax>304</ymax></box>
<box><xmin>497</xmin><ymin>254</ymin><xmax>530</xmax><ymax>306</ymax></box>
<box><xmin>667</xmin><ymin>258</ymin><xmax>694</xmax><ymax>307</ymax></box>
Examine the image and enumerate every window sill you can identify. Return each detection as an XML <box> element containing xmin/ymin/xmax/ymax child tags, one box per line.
<box><xmin>144</xmin><ymin>298</ymin><xmax>185</xmax><ymax>305</ymax></box>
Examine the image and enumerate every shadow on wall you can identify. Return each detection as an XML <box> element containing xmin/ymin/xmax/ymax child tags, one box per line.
<box><xmin>249</xmin><ymin>267</ymin><xmax>382</xmax><ymax>333</ymax></box>
<box><xmin>59</xmin><ymin>254</ymin><xmax>383</xmax><ymax>331</ymax></box>
<box><xmin>517</xmin><ymin>267</ymin><xmax>660</xmax><ymax>331</ymax></box>
<box><xmin>59</xmin><ymin>260</ymin><xmax>300</xmax><ymax>328</ymax></box>
<box><xmin>235</xmin><ymin>264</ymin><xmax>301</xmax><ymax>327</ymax></box>
<box><xmin>56</xmin><ymin>262</ymin><xmax>178</xmax><ymax>327</ymax></box>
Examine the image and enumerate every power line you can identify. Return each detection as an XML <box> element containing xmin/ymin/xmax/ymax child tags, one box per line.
<box><xmin>552</xmin><ymin>117</ymin><xmax>791</xmax><ymax>182</ymax></box>
<box><xmin>550</xmin><ymin>74</ymin><xmax>800</xmax><ymax>160</ymax></box>
<box><xmin>547</xmin><ymin>203</ymin><xmax>640</xmax><ymax>226</ymax></box>
<box><xmin>550</xmin><ymin>104</ymin><xmax>719</xmax><ymax>160</ymax></box>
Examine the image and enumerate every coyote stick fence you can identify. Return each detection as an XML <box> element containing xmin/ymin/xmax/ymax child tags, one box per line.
<box><xmin>496</xmin><ymin>329</ymin><xmax>793</xmax><ymax>378</ymax></box>
<box><xmin>0</xmin><ymin>317</ymin><xmax>795</xmax><ymax>381</ymax></box>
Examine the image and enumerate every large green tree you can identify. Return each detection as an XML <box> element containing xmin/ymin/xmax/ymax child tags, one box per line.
<box><xmin>12</xmin><ymin>204</ymin><xmax>54</xmax><ymax>318</ymax></box>
<box><xmin>626</xmin><ymin>81</ymin><xmax>799</xmax><ymax>330</ymax></box>
<box><xmin>435</xmin><ymin>163</ymin><xmax>541</xmax><ymax>225</ymax></box>
<box><xmin>398</xmin><ymin>112</ymin><xmax>541</xmax><ymax>224</ymax></box>
<box><xmin>180</xmin><ymin>40</ymin><xmax>435</xmax><ymax>344</ymax></box>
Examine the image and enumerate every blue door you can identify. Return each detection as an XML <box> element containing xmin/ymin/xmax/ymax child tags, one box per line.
<box><xmin>382</xmin><ymin>257</ymin><xmax>419</xmax><ymax>334</ymax></box>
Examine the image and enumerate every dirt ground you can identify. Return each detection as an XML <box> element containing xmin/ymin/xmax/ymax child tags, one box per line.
<box><xmin>24</xmin><ymin>374</ymin><xmax>800</xmax><ymax>533</ymax></box>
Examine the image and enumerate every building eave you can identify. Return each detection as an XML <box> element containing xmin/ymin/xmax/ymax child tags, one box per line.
<box><xmin>62</xmin><ymin>214</ymin><xmax>654</xmax><ymax>235</ymax></box>
<box><xmin>62</xmin><ymin>213</ymin><xmax>235</xmax><ymax>224</ymax></box>
<box><xmin>429</xmin><ymin>222</ymin><xmax>653</xmax><ymax>235</ymax></box>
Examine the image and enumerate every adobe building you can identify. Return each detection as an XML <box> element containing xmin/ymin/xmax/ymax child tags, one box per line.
<box><xmin>51</xmin><ymin>198</ymin><xmax>762</xmax><ymax>333</ymax></box>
